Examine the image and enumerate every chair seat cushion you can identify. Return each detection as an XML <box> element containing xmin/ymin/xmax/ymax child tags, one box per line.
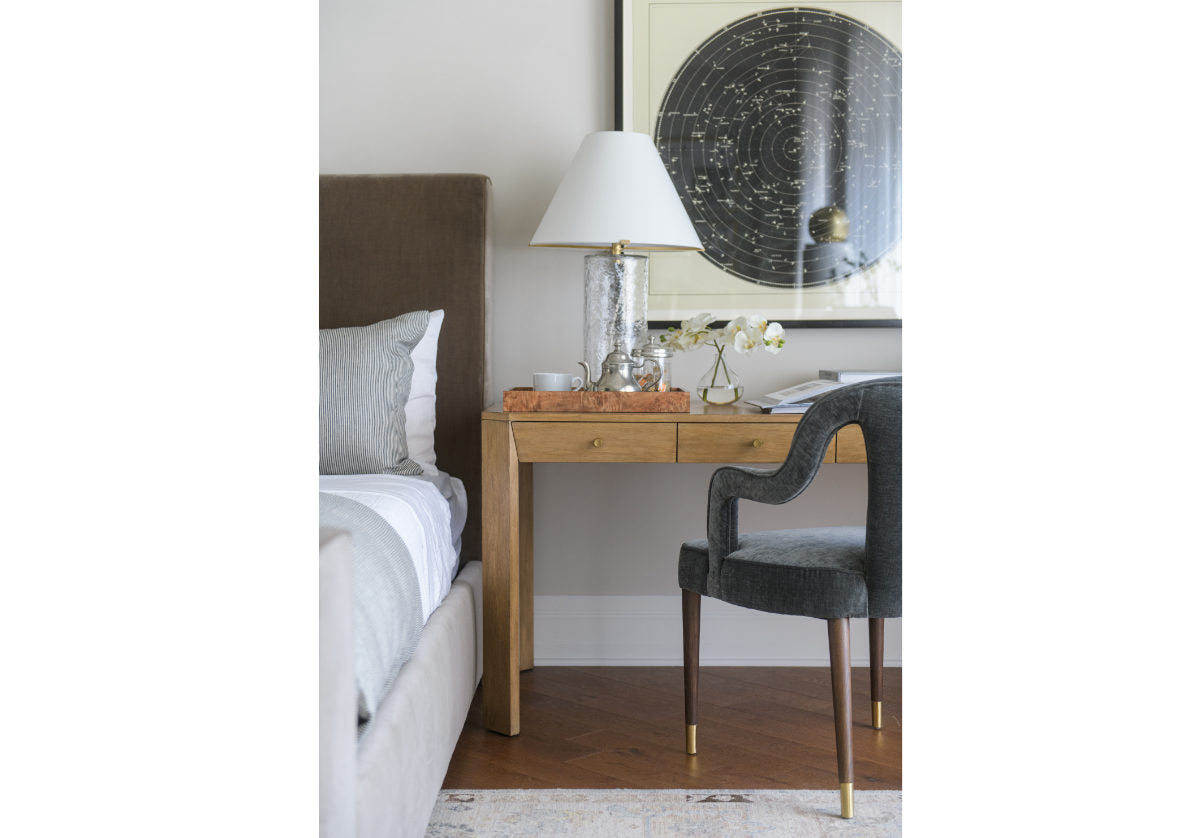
<box><xmin>678</xmin><ymin>526</ymin><xmax>870</xmax><ymax>618</ymax></box>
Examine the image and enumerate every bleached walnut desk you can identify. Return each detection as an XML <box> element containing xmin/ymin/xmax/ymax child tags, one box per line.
<box><xmin>479</xmin><ymin>400</ymin><xmax>867</xmax><ymax>736</ymax></box>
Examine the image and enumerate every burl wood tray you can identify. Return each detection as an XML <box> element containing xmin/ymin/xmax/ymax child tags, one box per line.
<box><xmin>502</xmin><ymin>387</ymin><xmax>690</xmax><ymax>413</ymax></box>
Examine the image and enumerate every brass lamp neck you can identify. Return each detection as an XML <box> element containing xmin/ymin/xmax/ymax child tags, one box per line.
<box><xmin>610</xmin><ymin>239</ymin><xmax>631</xmax><ymax>256</ymax></box>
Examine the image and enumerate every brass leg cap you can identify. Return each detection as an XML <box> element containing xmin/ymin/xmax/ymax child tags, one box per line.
<box><xmin>686</xmin><ymin>724</ymin><xmax>697</xmax><ymax>755</ymax></box>
<box><xmin>839</xmin><ymin>782</ymin><xmax>854</xmax><ymax>819</ymax></box>
<box><xmin>872</xmin><ymin>701</ymin><xmax>883</xmax><ymax>730</ymax></box>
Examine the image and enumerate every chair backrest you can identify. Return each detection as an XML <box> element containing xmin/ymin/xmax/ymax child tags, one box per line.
<box><xmin>797</xmin><ymin>378</ymin><xmax>901</xmax><ymax>616</ymax></box>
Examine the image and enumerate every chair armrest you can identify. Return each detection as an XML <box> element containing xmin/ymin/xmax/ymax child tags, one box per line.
<box><xmin>705</xmin><ymin>402</ymin><xmax>848</xmax><ymax>596</ymax></box>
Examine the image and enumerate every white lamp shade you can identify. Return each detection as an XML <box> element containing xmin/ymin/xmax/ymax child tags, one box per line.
<box><xmin>530</xmin><ymin>131</ymin><xmax>703</xmax><ymax>250</ymax></box>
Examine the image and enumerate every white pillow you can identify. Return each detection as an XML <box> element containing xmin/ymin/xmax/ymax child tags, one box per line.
<box><xmin>405</xmin><ymin>309</ymin><xmax>442</xmax><ymax>473</ymax></box>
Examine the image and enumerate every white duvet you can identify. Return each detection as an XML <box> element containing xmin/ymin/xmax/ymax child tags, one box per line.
<box><xmin>319</xmin><ymin>474</ymin><xmax>463</xmax><ymax>624</ymax></box>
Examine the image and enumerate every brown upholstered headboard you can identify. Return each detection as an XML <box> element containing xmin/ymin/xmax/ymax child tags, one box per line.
<box><xmin>320</xmin><ymin>174</ymin><xmax>492</xmax><ymax>565</ymax></box>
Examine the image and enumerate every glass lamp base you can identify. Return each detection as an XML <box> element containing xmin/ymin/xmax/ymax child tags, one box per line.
<box><xmin>583</xmin><ymin>252</ymin><xmax>648</xmax><ymax>378</ymax></box>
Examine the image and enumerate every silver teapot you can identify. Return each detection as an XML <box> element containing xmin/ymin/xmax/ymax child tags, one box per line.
<box><xmin>579</xmin><ymin>346</ymin><xmax>662</xmax><ymax>392</ymax></box>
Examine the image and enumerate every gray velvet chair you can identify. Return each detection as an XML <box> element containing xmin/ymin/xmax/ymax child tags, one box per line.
<box><xmin>677</xmin><ymin>378</ymin><xmax>901</xmax><ymax>819</ymax></box>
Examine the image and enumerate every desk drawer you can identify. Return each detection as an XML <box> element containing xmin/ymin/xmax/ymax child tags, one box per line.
<box><xmin>678</xmin><ymin>423</ymin><xmax>792</xmax><ymax>463</ymax></box>
<box><xmin>675</xmin><ymin>423</ymin><xmax>824</xmax><ymax>464</ymax></box>
<box><xmin>512</xmin><ymin>422</ymin><xmax>676</xmax><ymax>462</ymax></box>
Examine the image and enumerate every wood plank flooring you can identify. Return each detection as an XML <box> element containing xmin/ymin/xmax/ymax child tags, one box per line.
<box><xmin>443</xmin><ymin>666</ymin><xmax>901</xmax><ymax>789</ymax></box>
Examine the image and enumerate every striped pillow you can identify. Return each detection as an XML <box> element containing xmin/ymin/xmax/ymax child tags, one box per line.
<box><xmin>320</xmin><ymin>311</ymin><xmax>431</xmax><ymax>475</ymax></box>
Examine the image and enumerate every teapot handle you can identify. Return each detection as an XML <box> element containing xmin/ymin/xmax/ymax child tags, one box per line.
<box><xmin>639</xmin><ymin>358</ymin><xmax>663</xmax><ymax>392</ymax></box>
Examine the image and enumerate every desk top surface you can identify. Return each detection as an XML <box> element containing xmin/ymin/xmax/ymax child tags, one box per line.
<box><xmin>482</xmin><ymin>400</ymin><xmax>807</xmax><ymax>423</ymax></box>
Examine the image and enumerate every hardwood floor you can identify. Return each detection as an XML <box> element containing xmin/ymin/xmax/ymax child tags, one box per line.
<box><xmin>443</xmin><ymin>666</ymin><xmax>901</xmax><ymax>789</ymax></box>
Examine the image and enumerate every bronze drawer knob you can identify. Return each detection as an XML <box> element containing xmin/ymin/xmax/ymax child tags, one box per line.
<box><xmin>593</xmin><ymin>438</ymin><xmax>603</xmax><ymax>448</ymax></box>
<box><xmin>752</xmin><ymin>438</ymin><xmax>764</xmax><ymax>448</ymax></box>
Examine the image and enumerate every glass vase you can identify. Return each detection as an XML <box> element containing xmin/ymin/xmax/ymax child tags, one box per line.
<box><xmin>696</xmin><ymin>346</ymin><xmax>743</xmax><ymax>405</ymax></box>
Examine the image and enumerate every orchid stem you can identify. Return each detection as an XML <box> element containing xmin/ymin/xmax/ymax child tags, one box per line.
<box><xmin>709</xmin><ymin>343</ymin><xmax>733</xmax><ymax>389</ymax></box>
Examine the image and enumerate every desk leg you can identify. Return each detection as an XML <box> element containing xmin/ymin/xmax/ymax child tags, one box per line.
<box><xmin>482</xmin><ymin>420</ymin><xmax>521</xmax><ymax>735</ymax></box>
<box><xmin>519</xmin><ymin>461</ymin><xmax>534</xmax><ymax>672</ymax></box>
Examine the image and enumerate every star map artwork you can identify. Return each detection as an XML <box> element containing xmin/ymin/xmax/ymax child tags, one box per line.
<box><xmin>655</xmin><ymin>8</ymin><xmax>901</xmax><ymax>288</ymax></box>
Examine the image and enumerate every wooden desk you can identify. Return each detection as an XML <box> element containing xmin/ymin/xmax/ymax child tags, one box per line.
<box><xmin>479</xmin><ymin>401</ymin><xmax>866</xmax><ymax>735</ymax></box>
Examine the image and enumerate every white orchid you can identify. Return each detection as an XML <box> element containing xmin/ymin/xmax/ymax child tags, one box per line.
<box><xmin>762</xmin><ymin>321</ymin><xmax>785</xmax><ymax>354</ymax></box>
<box><xmin>667</xmin><ymin>312</ymin><xmax>787</xmax><ymax>352</ymax></box>
<box><xmin>661</xmin><ymin>313</ymin><xmax>785</xmax><ymax>404</ymax></box>
<box><xmin>716</xmin><ymin>316</ymin><xmax>747</xmax><ymax>349</ymax></box>
<box><xmin>659</xmin><ymin>312</ymin><xmax>716</xmax><ymax>351</ymax></box>
<box><xmin>683</xmin><ymin>312</ymin><xmax>717</xmax><ymax>333</ymax></box>
<box><xmin>698</xmin><ymin>314</ymin><xmax>785</xmax><ymax>356</ymax></box>
<box><xmin>732</xmin><ymin>327</ymin><xmax>759</xmax><ymax>354</ymax></box>
<box><xmin>661</xmin><ymin>312</ymin><xmax>785</xmax><ymax>356</ymax></box>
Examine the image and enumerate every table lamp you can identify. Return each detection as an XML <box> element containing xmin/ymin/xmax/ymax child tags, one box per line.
<box><xmin>530</xmin><ymin>131</ymin><xmax>702</xmax><ymax>381</ymax></box>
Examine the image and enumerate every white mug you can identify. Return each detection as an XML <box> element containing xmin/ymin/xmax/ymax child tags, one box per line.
<box><xmin>533</xmin><ymin>372</ymin><xmax>584</xmax><ymax>392</ymax></box>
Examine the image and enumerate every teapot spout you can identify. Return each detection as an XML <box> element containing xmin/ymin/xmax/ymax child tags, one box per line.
<box><xmin>577</xmin><ymin>361</ymin><xmax>594</xmax><ymax>391</ymax></box>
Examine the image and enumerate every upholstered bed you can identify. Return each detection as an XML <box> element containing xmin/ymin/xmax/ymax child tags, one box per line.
<box><xmin>318</xmin><ymin>174</ymin><xmax>492</xmax><ymax>838</ymax></box>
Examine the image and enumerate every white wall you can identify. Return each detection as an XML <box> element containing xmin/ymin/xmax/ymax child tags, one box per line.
<box><xmin>321</xmin><ymin>0</ymin><xmax>901</xmax><ymax>662</ymax></box>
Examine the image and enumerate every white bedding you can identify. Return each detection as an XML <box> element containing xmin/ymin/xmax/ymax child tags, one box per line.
<box><xmin>319</xmin><ymin>473</ymin><xmax>466</xmax><ymax>624</ymax></box>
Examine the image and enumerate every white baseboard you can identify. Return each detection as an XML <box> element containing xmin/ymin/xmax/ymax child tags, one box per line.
<box><xmin>533</xmin><ymin>595</ymin><xmax>902</xmax><ymax>666</ymax></box>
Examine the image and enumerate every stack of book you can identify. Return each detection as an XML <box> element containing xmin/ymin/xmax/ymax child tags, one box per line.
<box><xmin>818</xmin><ymin>370</ymin><xmax>902</xmax><ymax>384</ymax></box>
<box><xmin>745</xmin><ymin>370</ymin><xmax>901</xmax><ymax>413</ymax></box>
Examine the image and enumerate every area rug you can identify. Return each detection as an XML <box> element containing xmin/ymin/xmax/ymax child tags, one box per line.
<box><xmin>427</xmin><ymin>789</ymin><xmax>901</xmax><ymax>837</ymax></box>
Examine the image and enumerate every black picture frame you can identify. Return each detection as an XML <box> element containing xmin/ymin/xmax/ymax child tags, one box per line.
<box><xmin>616</xmin><ymin>0</ymin><xmax>902</xmax><ymax>330</ymax></box>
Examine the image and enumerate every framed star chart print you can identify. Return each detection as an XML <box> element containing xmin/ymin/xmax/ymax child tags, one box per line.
<box><xmin>617</xmin><ymin>0</ymin><xmax>902</xmax><ymax>327</ymax></box>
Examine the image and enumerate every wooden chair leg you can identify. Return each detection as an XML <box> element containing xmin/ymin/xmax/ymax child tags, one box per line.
<box><xmin>869</xmin><ymin>617</ymin><xmax>884</xmax><ymax>730</ymax></box>
<box><xmin>828</xmin><ymin>617</ymin><xmax>854</xmax><ymax>818</ymax></box>
<box><xmin>682</xmin><ymin>590</ymin><xmax>700</xmax><ymax>755</ymax></box>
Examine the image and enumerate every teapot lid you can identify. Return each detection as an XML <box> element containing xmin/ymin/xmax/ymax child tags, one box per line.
<box><xmin>636</xmin><ymin>341</ymin><xmax>673</xmax><ymax>359</ymax></box>
<box><xmin>601</xmin><ymin>345</ymin><xmax>638</xmax><ymax>366</ymax></box>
